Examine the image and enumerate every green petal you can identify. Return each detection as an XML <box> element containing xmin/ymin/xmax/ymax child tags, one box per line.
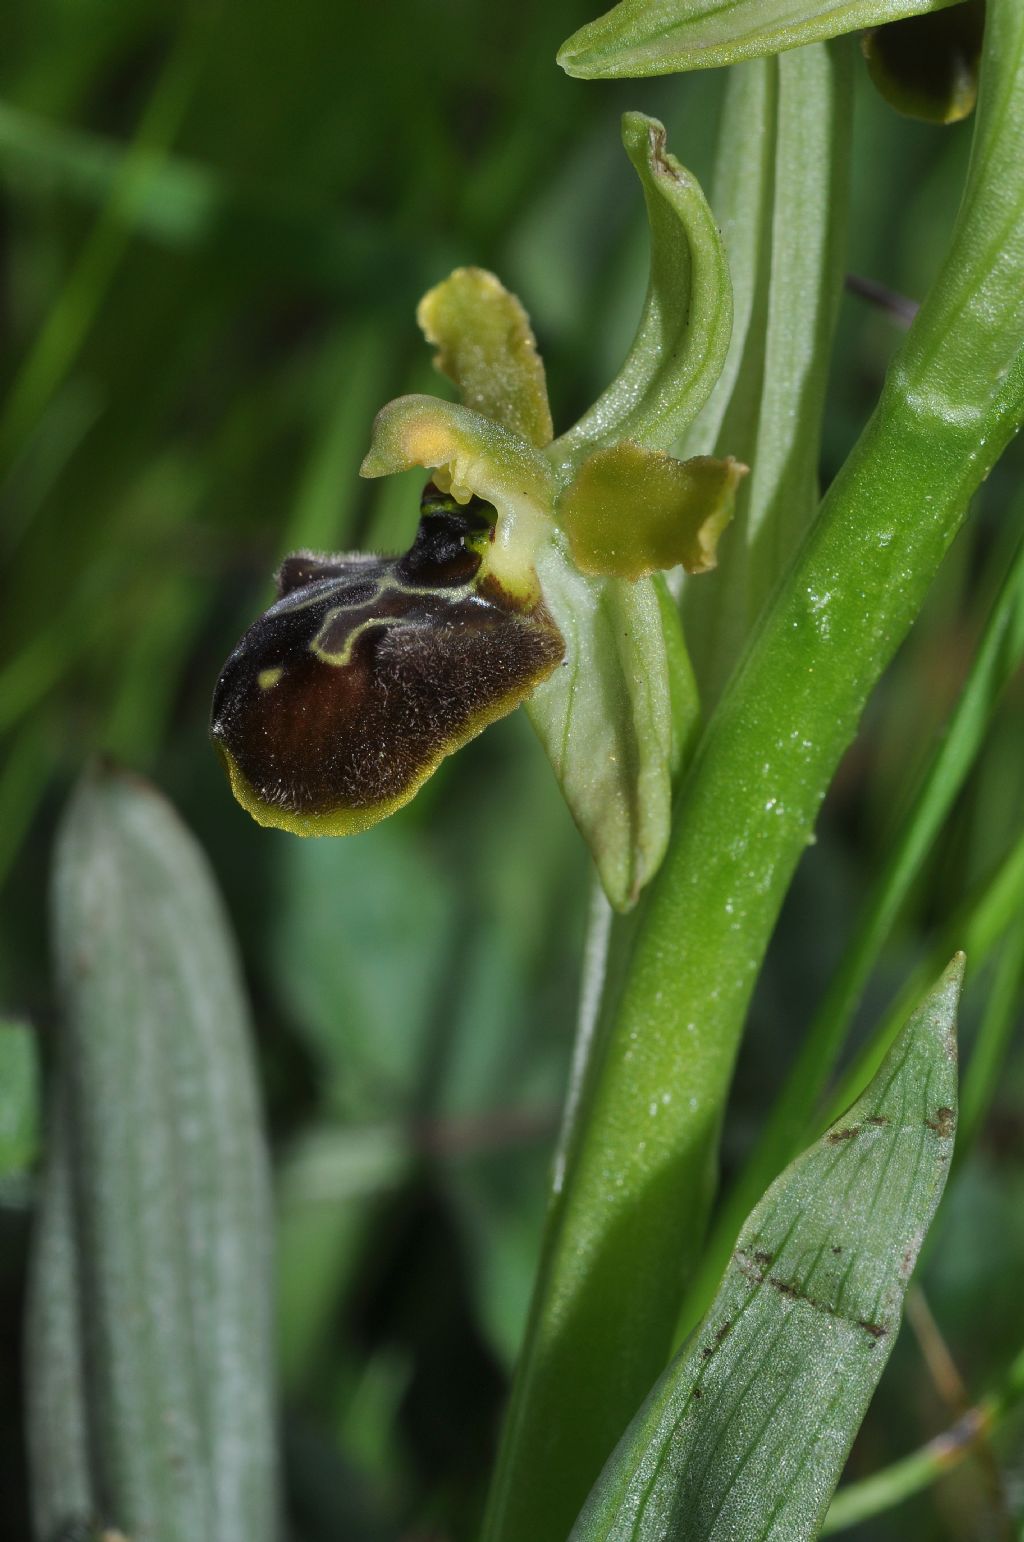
<box><xmin>360</xmin><ymin>393</ymin><xmax>555</xmax><ymax>600</ymax></box>
<box><xmin>417</xmin><ymin>266</ymin><xmax>554</xmax><ymax>447</ymax></box>
<box><xmin>558</xmin><ymin>443</ymin><xmax>744</xmax><ymax>579</ymax></box>
<box><xmin>557</xmin><ymin>0</ymin><xmax>960</xmax><ymax>78</ymax></box>
<box><xmin>527</xmin><ymin>544</ymin><xmax>674</xmax><ymax>911</ymax></box>
<box><xmin>549</xmin><ymin>113</ymin><xmax>732</xmax><ymax>472</ymax></box>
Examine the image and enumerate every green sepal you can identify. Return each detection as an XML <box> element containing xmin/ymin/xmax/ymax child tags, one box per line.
<box><xmin>862</xmin><ymin>2</ymin><xmax>984</xmax><ymax>125</ymax></box>
<box><xmin>527</xmin><ymin>540</ymin><xmax>673</xmax><ymax>911</ymax></box>
<box><xmin>557</xmin><ymin>442</ymin><xmax>744</xmax><ymax>579</ymax></box>
<box><xmin>417</xmin><ymin>266</ymin><xmax>555</xmax><ymax>447</ymax></box>
<box><xmin>360</xmin><ymin>393</ymin><xmax>554</xmax><ymax>599</ymax></box>
<box><xmin>570</xmin><ymin>956</ymin><xmax>962</xmax><ymax>1542</ymax></box>
<box><xmin>652</xmin><ymin>572</ymin><xmax>700</xmax><ymax>783</ymax></box>
<box><xmin>557</xmin><ymin>0</ymin><xmax>961</xmax><ymax>78</ymax></box>
<box><xmin>549</xmin><ymin>113</ymin><xmax>732</xmax><ymax>472</ymax></box>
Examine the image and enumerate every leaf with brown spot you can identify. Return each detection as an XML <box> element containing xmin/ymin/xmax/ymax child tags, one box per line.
<box><xmin>569</xmin><ymin>956</ymin><xmax>963</xmax><ymax>1542</ymax></box>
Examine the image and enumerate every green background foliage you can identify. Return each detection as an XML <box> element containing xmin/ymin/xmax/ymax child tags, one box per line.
<box><xmin>1</xmin><ymin>1</ymin><xmax>1023</xmax><ymax>1539</ymax></box>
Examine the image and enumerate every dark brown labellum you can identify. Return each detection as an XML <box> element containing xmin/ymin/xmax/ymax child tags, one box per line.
<box><xmin>210</xmin><ymin>484</ymin><xmax>564</xmax><ymax>835</ymax></box>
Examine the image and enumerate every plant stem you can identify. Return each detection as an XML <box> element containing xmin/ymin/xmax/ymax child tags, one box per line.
<box><xmin>677</xmin><ymin>525</ymin><xmax>1024</xmax><ymax>1339</ymax></box>
<box><xmin>484</xmin><ymin>7</ymin><xmax>1024</xmax><ymax>1537</ymax></box>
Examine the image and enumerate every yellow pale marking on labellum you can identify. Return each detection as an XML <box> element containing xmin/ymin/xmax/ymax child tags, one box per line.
<box><xmin>557</xmin><ymin>442</ymin><xmax>746</xmax><ymax>580</ymax></box>
<box><xmin>417</xmin><ymin>267</ymin><xmax>554</xmax><ymax>448</ymax></box>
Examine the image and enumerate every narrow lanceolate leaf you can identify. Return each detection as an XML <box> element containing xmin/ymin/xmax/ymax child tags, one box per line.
<box><xmin>0</xmin><ymin>1019</ymin><xmax>39</xmax><ymax>1177</ymax></box>
<box><xmin>682</xmin><ymin>40</ymin><xmax>851</xmax><ymax>703</ymax></box>
<box><xmin>549</xmin><ymin>112</ymin><xmax>732</xmax><ymax>474</ymax></box>
<box><xmin>557</xmin><ymin>443</ymin><xmax>744</xmax><ymax>579</ymax></box>
<box><xmin>416</xmin><ymin>267</ymin><xmax>554</xmax><ymax>447</ymax></box>
<box><xmin>527</xmin><ymin>544</ymin><xmax>673</xmax><ymax>911</ymax></box>
<box><xmin>558</xmin><ymin>0</ymin><xmax>960</xmax><ymax>79</ymax></box>
<box><xmin>572</xmin><ymin>958</ymin><xmax>963</xmax><ymax>1542</ymax></box>
<box><xmin>26</xmin><ymin>765</ymin><xmax>278</xmax><ymax>1542</ymax></box>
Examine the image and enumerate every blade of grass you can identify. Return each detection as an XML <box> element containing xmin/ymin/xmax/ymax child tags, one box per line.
<box><xmin>0</xmin><ymin>20</ymin><xmax>205</xmax><ymax>508</ymax></box>
<box><xmin>822</xmin><ymin>824</ymin><xmax>1024</xmax><ymax>1131</ymax></box>
<box><xmin>280</xmin><ymin>319</ymin><xmax>399</xmax><ymax>559</ymax></box>
<box><xmin>0</xmin><ymin>98</ymin><xmax>408</xmax><ymax>305</ymax></box>
<box><xmin>824</xmin><ymin>1340</ymin><xmax>1024</xmax><ymax>1533</ymax></box>
<box><xmin>957</xmin><ymin>916</ymin><xmax>1024</xmax><ymax>1162</ymax></box>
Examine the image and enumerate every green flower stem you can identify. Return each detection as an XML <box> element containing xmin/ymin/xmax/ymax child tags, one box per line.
<box><xmin>484</xmin><ymin>7</ymin><xmax>1024</xmax><ymax>1538</ymax></box>
<box><xmin>676</xmin><ymin>525</ymin><xmax>1024</xmax><ymax>1341</ymax></box>
<box><xmin>823</xmin><ymin>1342</ymin><xmax>1024</xmax><ymax>1534</ymax></box>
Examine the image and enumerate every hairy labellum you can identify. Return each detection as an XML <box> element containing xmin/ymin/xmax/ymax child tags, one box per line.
<box><xmin>211</xmin><ymin>484</ymin><xmax>565</xmax><ymax>835</ymax></box>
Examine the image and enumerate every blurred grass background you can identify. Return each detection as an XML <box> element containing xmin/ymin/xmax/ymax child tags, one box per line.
<box><xmin>1</xmin><ymin>1</ymin><xmax>1022</xmax><ymax>1537</ymax></box>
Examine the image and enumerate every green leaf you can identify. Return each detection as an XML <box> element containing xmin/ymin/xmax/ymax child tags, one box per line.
<box><xmin>558</xmin><ymin>0</ymin><xmax>960</xmax><ymax>79</ymax></box>
<box><xmin>549</xmin><ymin>112</ymin><xmax>732</xmax><ymax>472</ymax></box>
<box><xmin>26</xmin><ymin>765</ymin><xmax>278</xmax><ymax>1542</ymax></box>
<box><xmin>416</xmin><ymin>266</ymin><xmax>554</xmax><ymax>447</ymax></box>
<box><xmin>527</xmin><ymin>543</ymin><xmax>673</xmax><ymax>911</ymax></box>
<box><xmin>681</xmin><ymin>40</ymin><xmax>852</xmax><ymax>703</ymax></box>
<box><xmin>571</xmin><ymin>957</ymin><xmax>963</xmax><ymax>1542</ymax></box>
<box><xmin>0</xmin><ymin>1019</ymin><xmax>39</xmax><ymax>1178</ymax></box>
<box><xmin>557</xmin><ymin>443</ymin><xmax>744</xmax><ymax>579</ymax></box>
